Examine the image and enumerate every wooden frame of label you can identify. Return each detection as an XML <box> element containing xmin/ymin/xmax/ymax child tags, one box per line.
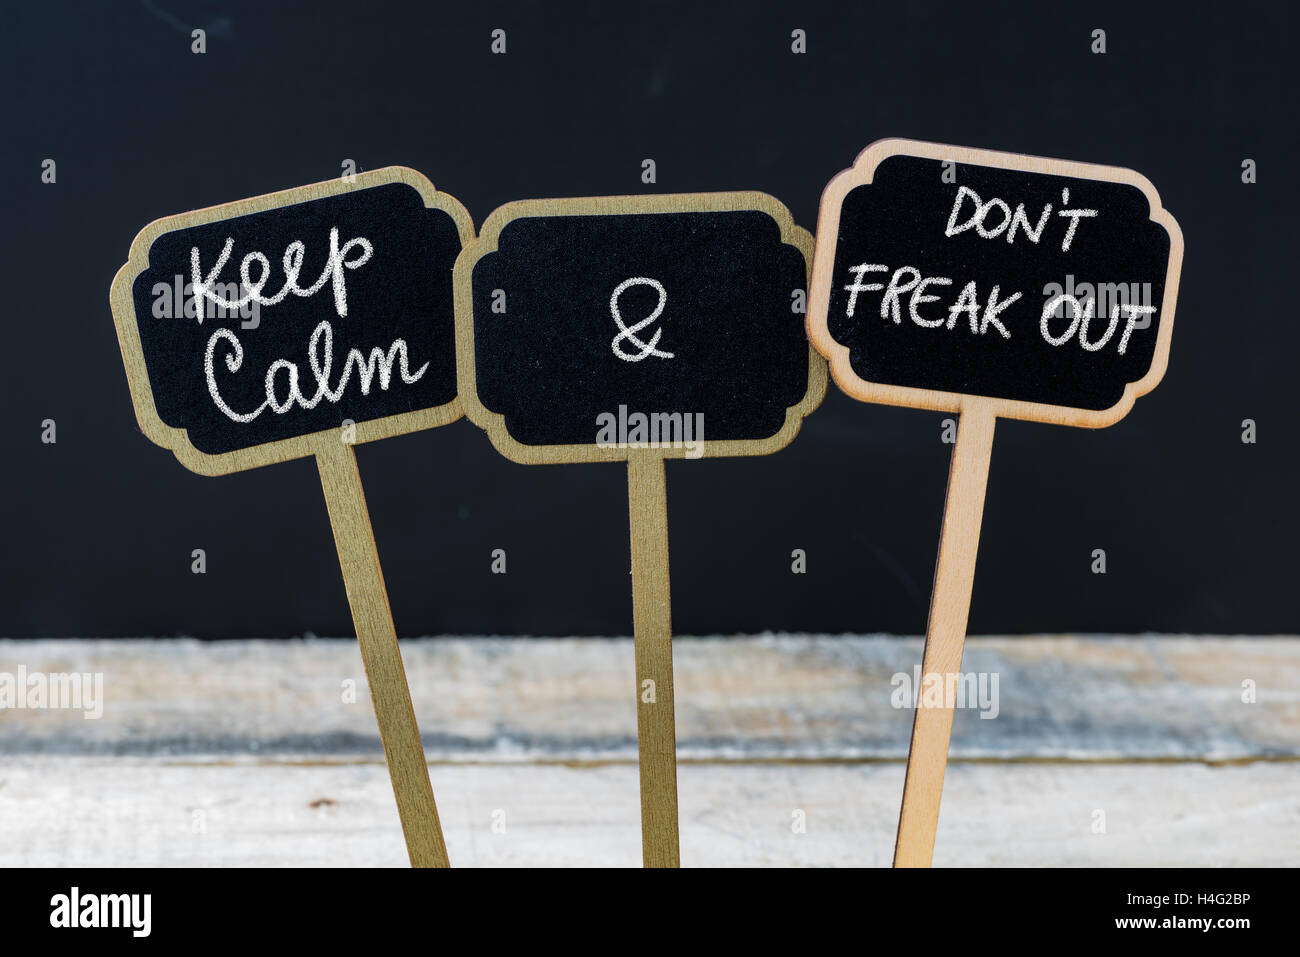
<box><xmin>809</xmin><ymin>138</ymin><xmax>1182</xmax><ymax>428</ymax></box>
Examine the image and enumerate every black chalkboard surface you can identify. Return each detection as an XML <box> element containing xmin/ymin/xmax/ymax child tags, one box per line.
<box><xmin>456</xmin><ymin>194</ymin><xmax>825</xmax><ymax>463</ymax></box>
<box><xmin>810</xmin><ymin>139</ymin><xmax>1183</xmax><ymax>426</ymax></box>
<box><xmin>111</xmin><ymin>168</ymin><xmax>472</xmax><ymax>472</ymax></box>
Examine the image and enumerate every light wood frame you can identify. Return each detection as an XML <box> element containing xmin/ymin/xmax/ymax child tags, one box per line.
<box><xmin>807</xmin><ymin>137</ymin><xmax>1183</xmax><ymax>429</ymax></box>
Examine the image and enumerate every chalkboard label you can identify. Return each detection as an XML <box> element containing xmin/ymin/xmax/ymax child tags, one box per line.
<box><xmin>808</xmin><ymin>139</ymin><xmax>1183</xmax><ymax>426</ymax></box>
<box><xmin>110</xmin><ymin>168</ymin><xmax>473</xmax><ymax>474</ymax></box>
<box><xmin>455</xmin><ymin>194</ymin><xmax>826</xmax><ymax>463</ymax></box>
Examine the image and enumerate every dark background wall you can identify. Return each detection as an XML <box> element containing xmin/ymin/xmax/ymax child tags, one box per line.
<box><xmin>1</xmin><ymin>0</ymin><xmax>1293</xmax><ymax>638</ymax></box>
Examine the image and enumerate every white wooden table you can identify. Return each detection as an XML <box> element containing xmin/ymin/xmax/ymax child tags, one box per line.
<box><xmin>1</xmin><ymin>635</ymin><xmax>1296</xmax><ymax>866</ymax></box>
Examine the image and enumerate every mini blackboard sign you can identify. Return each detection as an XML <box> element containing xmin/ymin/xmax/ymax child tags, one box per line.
<box><xmin>110</xmin><ymin>167</ymin><xmax>474</xmax><ymax>867</ymax></box>
<box><xmin>112</xmin><ymin>167</ymin><xmax>467</xmax><ymax>473</ymax></box>
<box><xmin>811</xmin><ymin>139</ymin><xmax>1180</xmax><ymax>426</ymax></box>
<box><xmin>807</xmin><ymin>139</ymin><xmax>1184</xmax><ymax>868</ymax></box>
<box><xmin>455</xmin><ymin>193</ymin><xmax>826</xmax><ymax>865</ymax></box>
<box><xmin>457</xmin><ymin>194</ymin><xmax>824</xmax><ymax>461</ymax></box>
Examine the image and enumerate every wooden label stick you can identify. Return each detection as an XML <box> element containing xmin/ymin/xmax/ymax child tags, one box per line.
<box><xmin>317</xmin><ymin>442</ymin><xmax>448</xmax><ymax>868</ymax></box>
<box><xmin>808</xmin><ymin>139</ymin><xmax>1183</xmax><ymax>866</ymax></box>
<box><xmin>109</xmin><ymin>168</ymin><xmax>473</xmax><ymax>866</ymax></box>
<box><xmin>627</xmin><ymin>453</ymin><xmax>680</xmax><ymax>868</ymax></box>
<box><xmin>893</xmin><ymin>403</ymin><xmax>995</xmax><ymax>867</ymax></box>
<box><xmin>455</xmin><ymin>193</ymin><xmax>825</xmax><ymax>866</ymax></box>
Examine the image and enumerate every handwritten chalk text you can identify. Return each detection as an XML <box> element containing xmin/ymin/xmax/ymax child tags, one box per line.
<box><xmin>189</xmin><ymin>228</ymin><xmax>372</xmax><ymax>321</ymax></box>
<box><xmin>205</xmin><ymin>320</ymin><xmax>428</xmax><ymax>424</ymax></box>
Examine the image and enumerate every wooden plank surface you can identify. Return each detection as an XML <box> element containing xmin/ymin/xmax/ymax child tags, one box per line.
<box><xmin>1</xmin><ymin>758</ymin><xmax>1295</xmax><ymax>867</ymax></box>
<box><xmin>1</xmin><ymin>635</ymin><xmax>1296</xmax><ymax>866</ymax></box>
<box><xmin>2</xmin><ymin>636</ymin><xmax>1296</xmax><ymax>760</ymax></box>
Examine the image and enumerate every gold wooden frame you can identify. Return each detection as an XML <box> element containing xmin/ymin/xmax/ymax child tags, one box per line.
<box><xmin>454</xmin><ymin>191</ymin><xmax>828</xmax><ymax>464</ymax></box>
<box><xmin>110</xmin><ymin>166</ymin><xmax>474</xmax><ymax>476</ymax></box>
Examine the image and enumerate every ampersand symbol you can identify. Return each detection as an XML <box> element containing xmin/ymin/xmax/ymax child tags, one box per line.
<box><xmin>610</xmin><ymin>277</ymin><xmax>674</xmax><ymax>362</ymax></box>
